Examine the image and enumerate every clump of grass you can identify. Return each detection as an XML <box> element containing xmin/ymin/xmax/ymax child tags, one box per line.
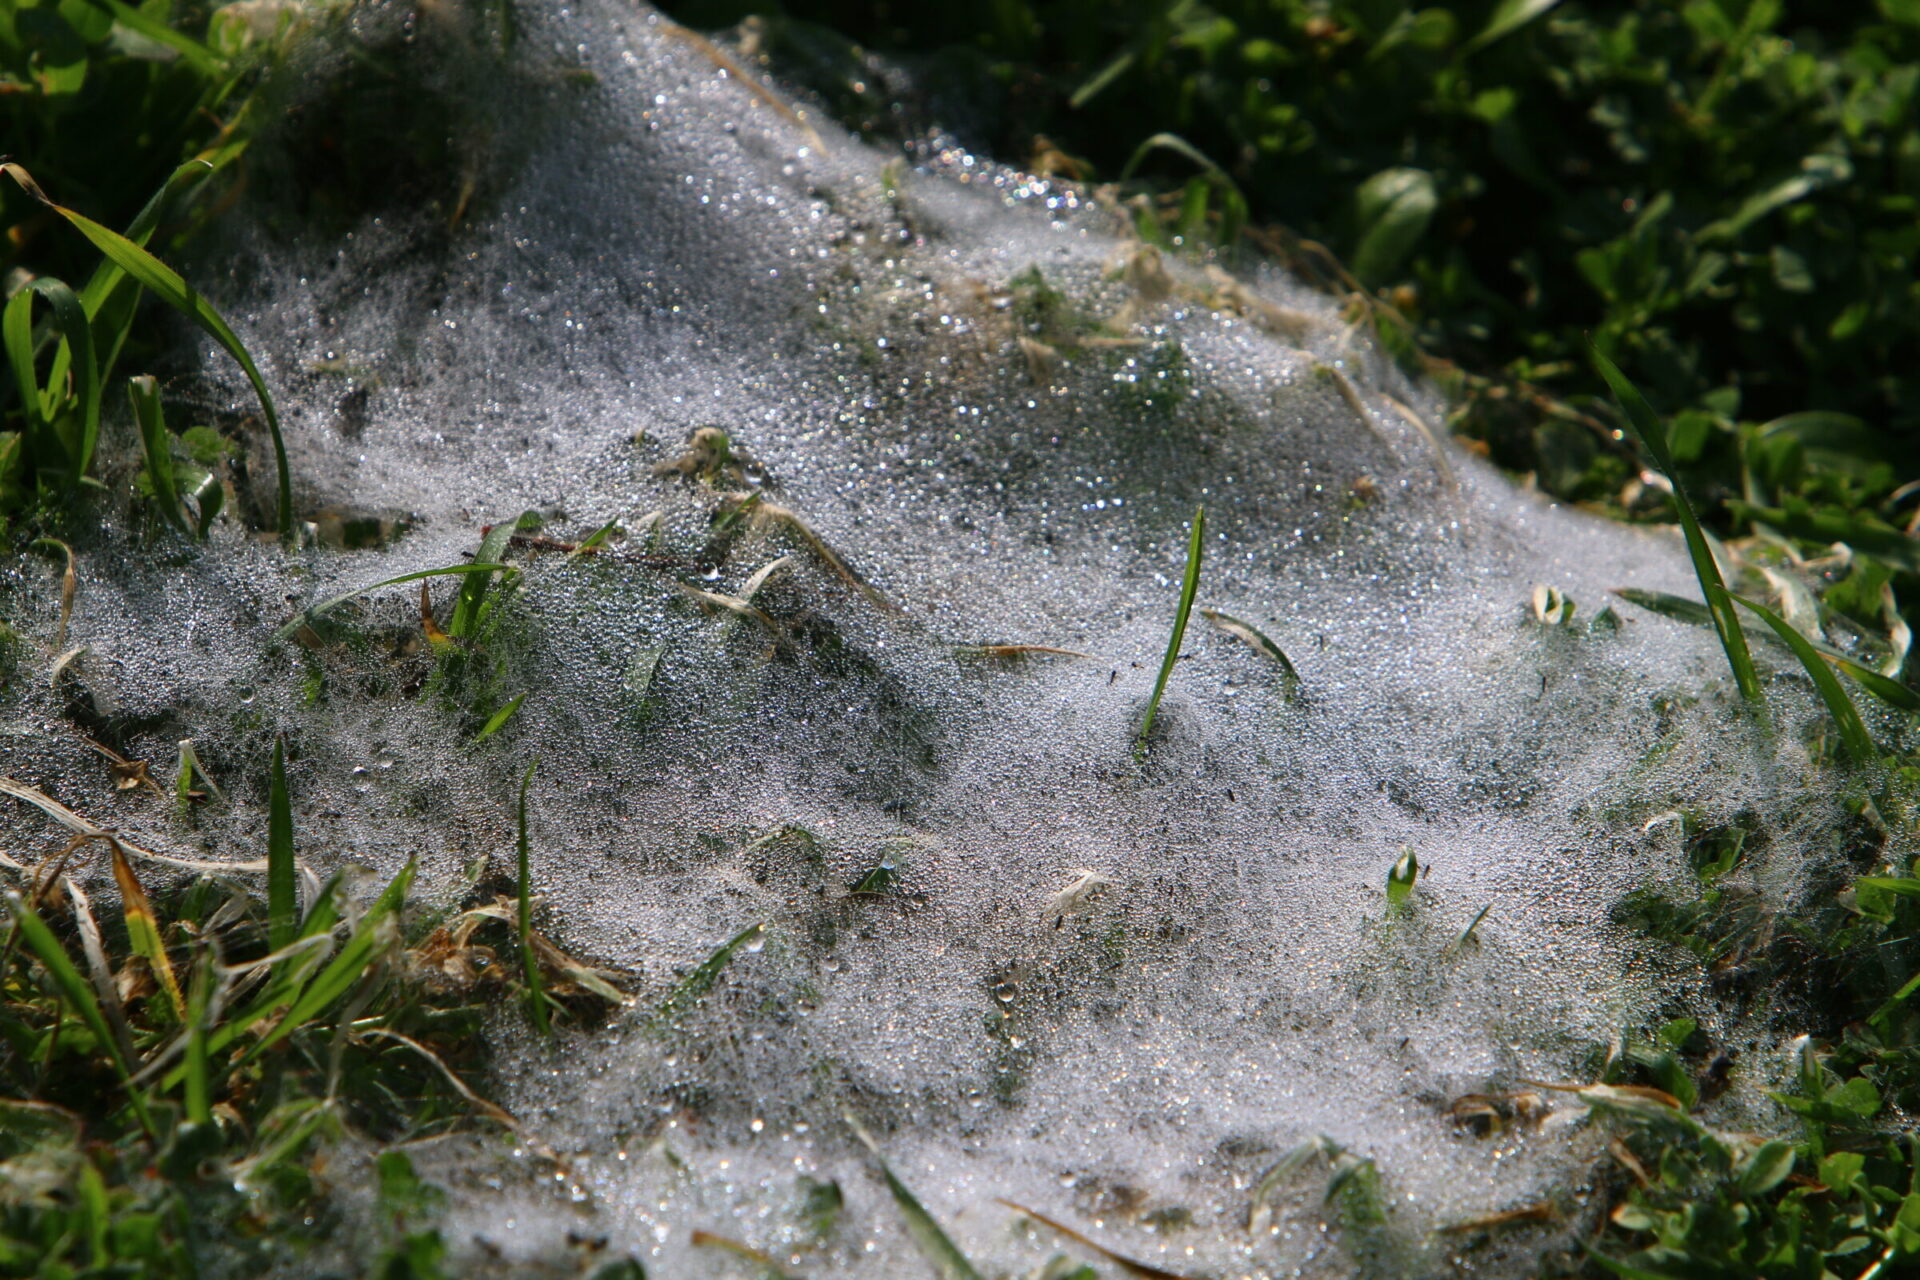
<box><xmin>5</xmin><ymin>162</ymin><xmax>292</xmax><ymax>539</ymax></box>
<box><xmin>0</xmin><ymin>756</ymin><xmax>605</xmax><ymax>1277</ymax></box>
<box><xmin>1136</xmin><ymin>505</ymin><xmax>1205</xmax><ymax>757</ymax></box>
<box><xmin>1601</xmin><ymin>352</ymin><xmax>1907</xmax><ymax>763</ymax></box>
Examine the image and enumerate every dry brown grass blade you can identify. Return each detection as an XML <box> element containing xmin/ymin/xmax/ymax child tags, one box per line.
<box><xmin>111</xmin><ymin>840</ymin><xmax>186</xmax><ymax>1019</ymax></box>
<box><xmin>1380</xmin><ymin>392</ymin><xmax>1457</xmax><ymax>489</ymax></box>
<box><xmin>1316</xmin><ymin>363</ymin><xmax>1404</xmax><ymax>466</ymax></box>
<box><xmin>679</xmin><ymin>583</ymin><xmax>779</xmax><ymax>631</ymax></box>
<box><xmin>660</xmin><ymin>22</ymin><xmax>825</xmax><ymax>151</ymax></box>
<box><xmin>994</xmin><ymin>1198</ymin><xmax>1203</xmax><ymax>1280</ymax></box>
<box><xmin>956</xmin><ymin>644</ymin><xmax>1096</xmax><ymax>660</ymax></box>
<box><xmin>689</xmin><ymin>1230</ymin><xmax>796</xmax><ymax>1276</ymax></box>
<box><xmin>1440</xmin><ymin>1202</ymin><xmax>1556</xmax><ymax>1234</ymax></box>
<box><xmin>0</xmin><ymin>776</ymin><xmax>274</xmax><ymax>873</ymax></box>
<box><xmin>1608</xmin><ymin>1137</ymin><xmax>1653</xmax><ymax>1188</ymax></box>
<box><xmin>748</xmin><ymin>501</ymin><xmax>899</xmax><ymax>613</ymax></box>
<box><xmin>64</xmin><ymin>878</ymin><xmax>141</xmax><ymax>1068</ymax></box>
<box><xmin>355</xmin><ymin>1028</ymin><xmax>534</xmax><ymax>1142</ymax></box>
<box><xmin>32</xmin><ymin>539</ymin><xmax>77</xmax><ymax>650</ymax></box>
<box><xmin>1522</xmin><ymin>1079</ymin><xmax>1685</xmax><ymax>1110</ymax></box>
<box><xmin>419</xmin><ymin>581</ymin><xmax>452</xmax><ymax>649</ymax></box>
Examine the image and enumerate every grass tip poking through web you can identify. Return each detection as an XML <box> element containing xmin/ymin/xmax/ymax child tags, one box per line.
<box><xmin>1590</xmin><ymin>343</ymin><xmax>1763</xmax><ymax>708</ymax></box>
<box><xmin>1137</xmin><ymin>506</ymin><xmax>1205</xmax><ymax>759</ymax></box>
<box><xmin>517</xmin><ymin>760</ymin><xmax>550</xmax><ymax>1036</ymax></box>
<box><xmin>846</xmin><ymin>1113</ymin><xmax>985</xmax><ymax>1280</ymax></box>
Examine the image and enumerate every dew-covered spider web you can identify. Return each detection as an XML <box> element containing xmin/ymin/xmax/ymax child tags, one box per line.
<box><xmin>0</xmin><ymin>2</ymin><xmax>1860</xmax><ymax>1275</ymax></box>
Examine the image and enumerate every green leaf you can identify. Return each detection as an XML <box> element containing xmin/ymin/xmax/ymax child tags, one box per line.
<box><xmin>1351</xmin><ymin>168</ymin><xmax>1436</xmax><ymax>285</ymax></box>
<box><xmin>1613</xmin><ymin>588</ymin><xmax>1920</xmax><ymax>713</ymax></box>
<box><xmin>1592</xmin><ymin>346</ymin><xmax>1762</xmax><ymax>704</ymax></box>
<box><xmin>1729</xmin><ymin>501</ymin><xmax>1920</xmax><ymax>573</ymax></box>
<box><xmin>1386</xmin><ymin>845</ymin><xmax>1419</xmax><ymax>909</ymax></box>
<box><xmin>1737</xmin><ymin>1140</ymin><xmax>1795</xmax><ymax>1195</ymax></box>
<box><xmin>1462</xmin><ymin>0</ymin><xmax>1563</xmax><ymax>55</ymax></box>
<box><xmin>1070</xmin><ymin>46</ymin><xmax>1135</xmax><ymax>108</ymax></box>
<box><xmin>232</xmin><ymin>861</ymin><xmax>416</xmax><ymax>1068</ymax></box>
<box><xmin>651</xmin><ymin>921</ymin><xmax>764</xmax><ymax>1025</ymax></box>
<box><xmin>1200</xmin><ymin>608</ymin><xmax>1299</xmax><ymax>680</ymax></box>
<box><xmin>3</xmin><ymin>162</ymin><xmax>291</xmax><ymax>537</ymax></box>
<box><xmin>1138</xmin><ymin>506</ymin><xmax>1205</xmax><ymax>754</ymax></box>
<box><xmin>1731</xmin><ymin>594</ymin><xmax>1877</xmax><ymax>764</ymax></box>
<box><xmin>88</xmin><ymin>0</ymin><xmax>224</xmax><ymax>76</ymax></box>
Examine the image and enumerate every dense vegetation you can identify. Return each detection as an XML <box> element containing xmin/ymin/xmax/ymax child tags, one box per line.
<box><xmin>2</xmin><ymin>0</ymin><xmax>1918</xmax><ymax>1276</ymax></box>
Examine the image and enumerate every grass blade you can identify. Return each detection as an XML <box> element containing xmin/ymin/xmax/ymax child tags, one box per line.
<box><xmin>516</xmin><ymin>761</ymin><xmax>550</xmax><ymax>1036</ymax></box>
<box><xmin>452</xmin><ymin>522</ymin><xmax>519</xmax><ymax>638</ymax></box>
<box><xmin>1731</xmin><ymin>594</ymin><xmax>1878</xmax><ymax>764</ymax></box>
<box><xmin>847</xmin><ymin>1113</ymin><xmax>984</xmax><ymax>1280</ymax></box>
<box><xmin>1591</xmin><ymin>345</ymin><xmax>1762</xmax><ymax>704</ymax></box>
<box><xmin>1614</xmin><ymin>588</ymin><xmax>1920</xmax><ymax>713</ymax></box>
<box><xmin>109</xmin><ymin>841</ymin><xmax>185</xmax><ymax>1020</ymax></box>
<box><xmin>3</xmin><ymin>162</ymin><xmax>291</xmax><ymax>537</ymax></box>
<box><xmin>651</xmin><ymin>921</ymin><xmax>764</xmax><ymax>1025</ymax></box>
<box><xmin>231</xmin><ymin>861</ymin><xmax>416</xmax><ymax>1069</ymax></box>
<box><xmin>1138</xmin><ymin>506</ymin><xmax>1205</xmax><ymax>755</ymax></box>
<box><xmin>273</xmin><ymin>563</ymin><xmax>509</xmax><ymax>641</ymax></box>
<box><xmin>89</xmin><ymin>0</ymin><xmax>224</xmax><ymax>77</ymax></box>
<box><xmin>994</xmin><ymin>1198</ymin><xmax>1201</xmax><ymax>1279</ymax></box>
<box><xmin>4</xmin><ymin>891</ymin><xmax>154</xmax><ymax>1136</ymax></box>
<box><xmin>268</xmin><ymin>738</ymin><xmax>296</xmax><ymax>955</ymax></box>
<box><xmin>5</xmin><ymin>277</ymin><xmax>99</xmax><ymax>482</ymax></box>
<box><xmin>474</xmin><ymin>693</ymin><xmax>526</xmax><ymax>743</ymax></box>
<box><xmin>128</xmin><ymin>375</ymin><xmax>189</xmax><ymax>534</ymax></box>
<box><xmin>183</xmin><ymin>948</ymin><xmax>213</xmax><ymax>1126</ymax></box>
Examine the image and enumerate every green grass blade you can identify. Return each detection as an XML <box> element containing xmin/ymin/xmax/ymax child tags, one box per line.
<box><xmin>1731</xmin><ymin>594</ymin><xmax>1878</xmax><ymax>764</ymax></box>
<box><xmin>1614</xmin><ymin>588</ymin><xmax>1920</xmax><ymax>713</ymax></box>
<box><xmin>474</xmin><ymin>693</ymin><xmax>526</xmax><ymax>743</ymax></box>
<box><xmin>1138</xmin><ymin>506</ymin><xmax>1205</xmax><ymax>755</ymax></box>
<box><xmin>3</xmin><ymin>289</ymin><xmax>37</xmax><ymax>428</ymax></box>
<box><xmin>1591</xmin><ymin>345</ymin><xmax>1762</xmax><ymax>704</ymax></box>
<box><xmin>516</xmin><ymin>761</ymin><xmax>550</xmax><ymax>1036</ymax></box>
<box><xmin>80</xmin><ymin>155</ymin><xmax>243</xmax><ymax>388</ymax></box>
<box><xmin>651</xmin><ymin>922</ymin><xmax>764</xmax><ymax>1025</ymax></box>
<box><xmin>273</xmin><ymin>563</ymin><xmax>510</xmax><ymax>641</ymax></box>
<box><xmin>4</xmin><ymin>891</ymin><xmax>154</xmax><ymax>1136</ymax></box>
<box><xmin>452</xmin><ymin>523</ymin><xmax>519</xmax><ymax>638</ymax></box>
<box><xmin>183</xmin><ymin>949</ymin><xmax>213</xmax><ymax>1126</ymax></box>
<box><xmin>234</xmin><ymin>861</ymin><xmax>416</xmax><ymax>1068</ymax></box>
<box><xmin>88</xmin><ymin>0</ymin><xmax>224</xmax><ymax>77</ymax></box>
<box><xmin>268</xmin><ymin>738</ymin><xmax>296</xmax><ymax>954</ymax></box>
<box><xmin>5</xmin><ymin>277</ymin><xmax>99</xmax><ymax>482</ymax></box>
<box><xmin>847</xmin><ymin>1114</ymin><xmax>985</xmax><ymax>1280</ymax></box>
<box><xmin>128</xmin><ymin>376</ymin><xmax>189</xmax><ymax>533</ymax></box>
<box><xmin>3</xmin><ymin>162</ymin><xmax>291</xmax><ymax>536</ymax></box>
